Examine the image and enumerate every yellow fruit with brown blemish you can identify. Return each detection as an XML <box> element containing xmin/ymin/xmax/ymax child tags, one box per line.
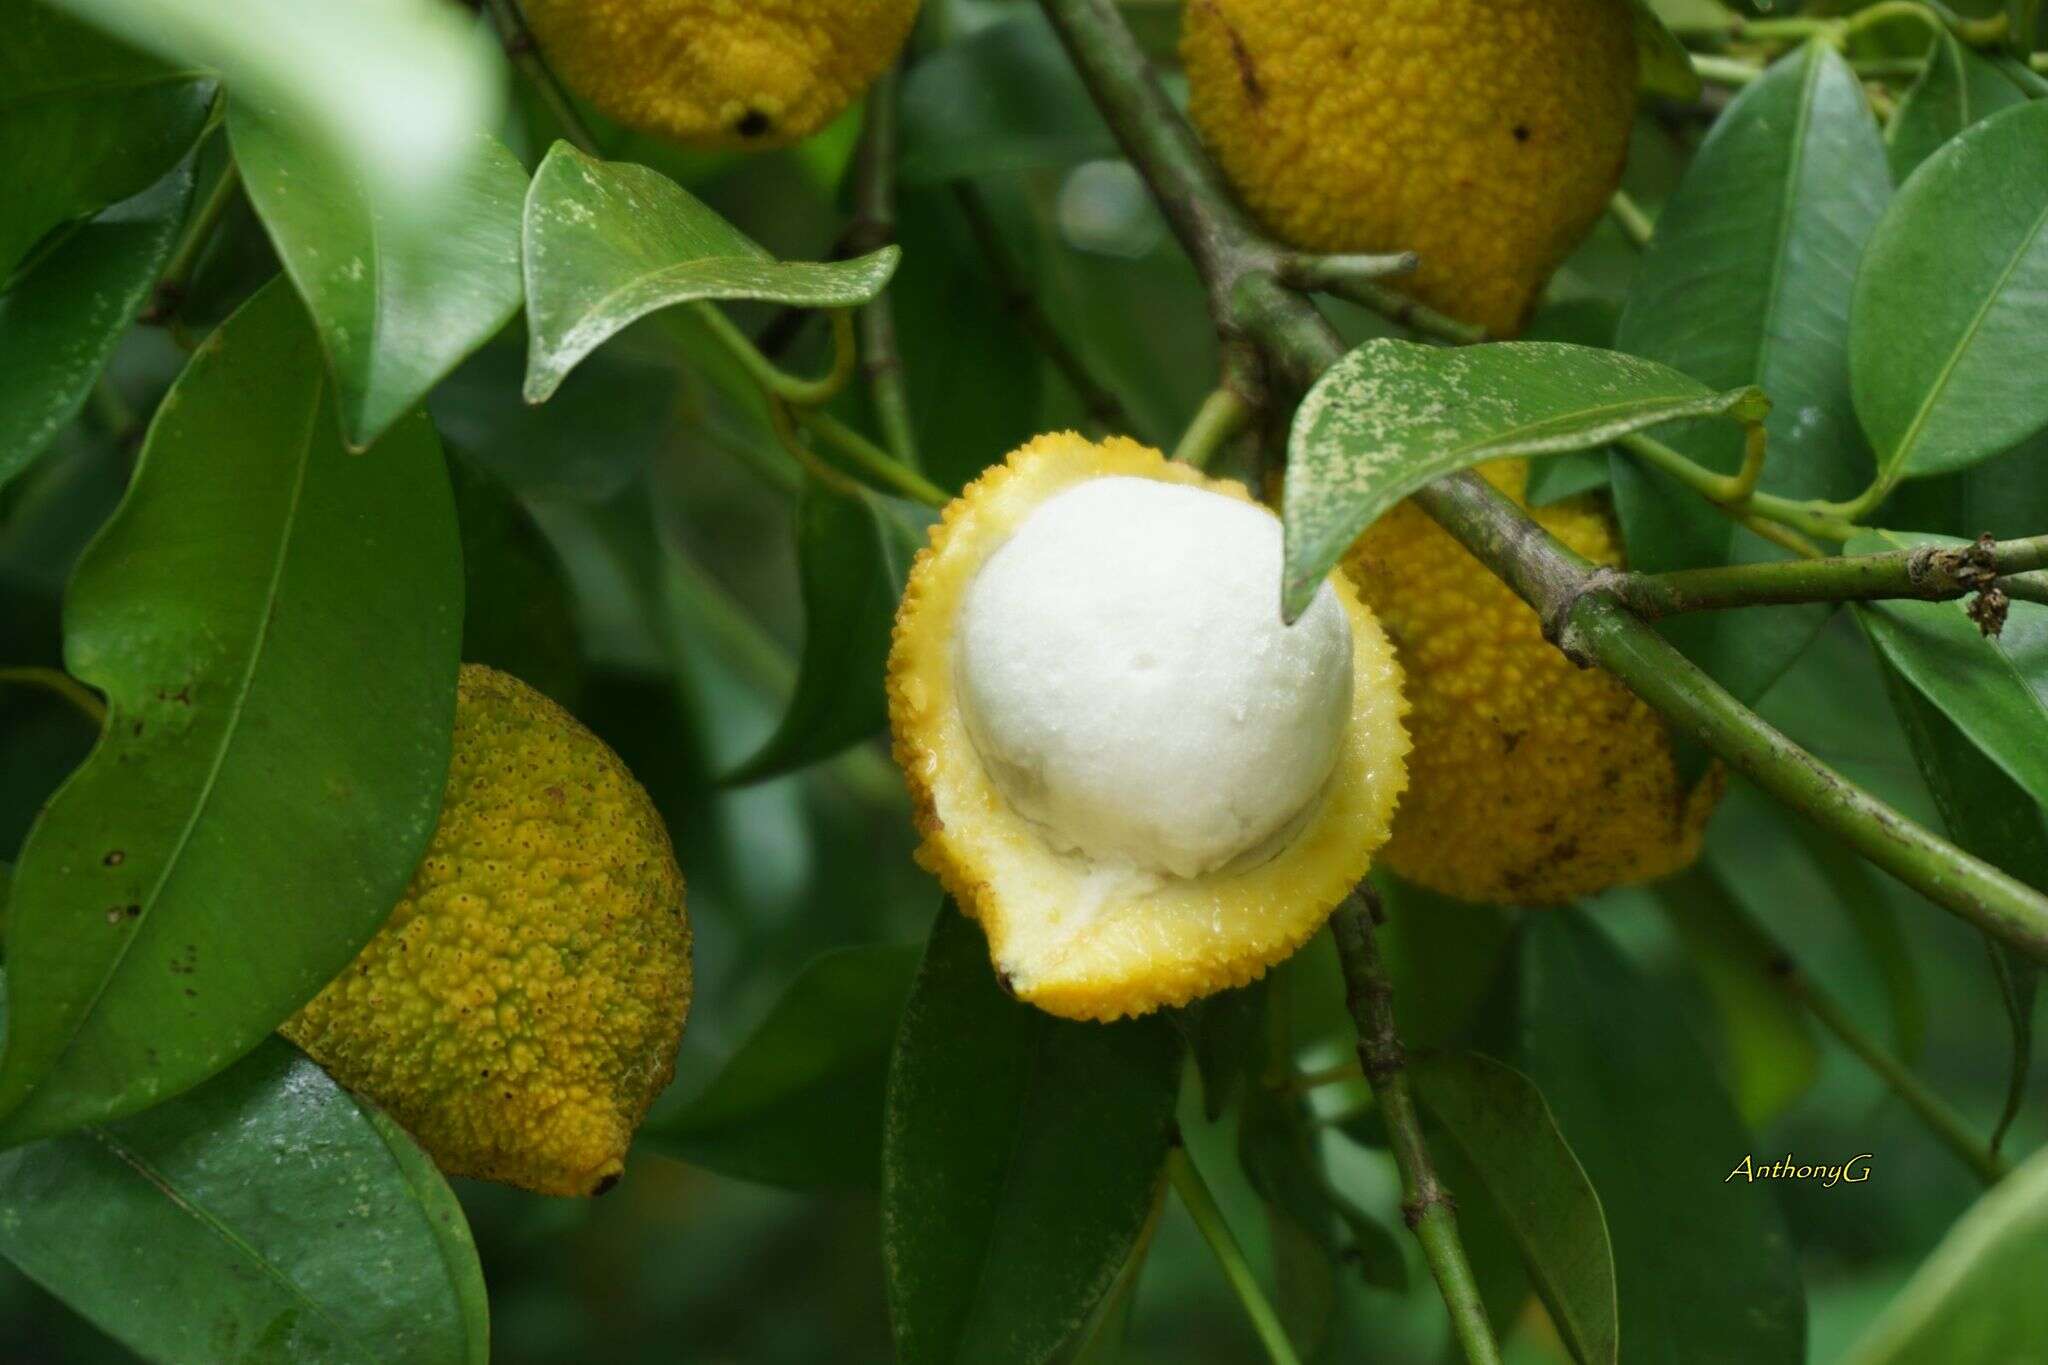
<box><xmin>888</xmin><ymin>433</ymin><xmax>1410</xmax><ymax>1021</ymax></box>
<box><xmin>1345</xmin><ymin>459</ymin><xmax>1720</xmax><ymax>906</ymax></box>
<box><xmin>283</xmin><ymin>665</ymin><xmax>691</xmax><ymax>1197</ymax></box>
<box><xmin>1182</xmin><ymin>0</ymin><xmax>1640</xmax><ymax>335</ymax></box>
<box><xmin>522</xmin><ymin>0</ymin><xmax>923</xmax><ymax>150</ymax></box>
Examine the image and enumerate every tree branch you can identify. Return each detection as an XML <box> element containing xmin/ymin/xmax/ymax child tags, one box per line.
<box><xmin>850</xmin><ymin>67</ymin><xmax>921</xmax><ymax>470</ymax></box>
<box><xmin>1621</xmin><ymin>534</ymin><xmax>2048</xmax><ymax>618</ymax></box>
<box><xmin>1034</xmin><ymin>0</ymin><xmax>2048</xmax><ymax>970</ymax></box>
<box><xmin>1331</xmin><ymin>894</ymin><xmax>1503</xmax><ymax>1365</ymax></box>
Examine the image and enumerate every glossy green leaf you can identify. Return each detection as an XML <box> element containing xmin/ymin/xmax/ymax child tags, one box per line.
<box><xmin>725</xmin><ymin>482</ymin><xmax>919</xmax><ymax>785</ymax></box>
<box><xmin>1378</xmin><ymin>874</ymin><xmax>1517</xmax><ymax>1052</ymax></box>
<box><xmin>0</xmin><ymin>1036</ymin><xmax>487</xmax><ymax>1364</ymax></box>
<box><xmin>1845</xmin><ymin>1142</ymin><xmax>2048</xmax><ymax>1363</ymax></box>
<box><xmin>1792</xmin><ymin>824</ymin><xmax>1926</xmax><ymax>1063</ymax></box>
<box><xmin>1852</xmin><ymin>101</ymin><xmax>2048</xmax><ymax>484</ymax></box>
<box><xmin>0</xmin><ymin>278</ymin><xmax>461</xmax><ymax>1143</ymax></box>
<box><xmin>0</xmin><ymin>160</ymin><xmax>193</xmax><ymax>492</ymax></box>
<box><xmin>1981</xmin><ymin>938</ymin><xmax>2037</xmax><ymax>1158</ymax></box>
<box><xmin>1181</xmin><ymin>979</ymin><xmax>1267</xmax><ymax>1122</ymax></box>
<box><xmin>1412</xmin><ymin>1051</ymin><xmax>1618</xmax><ymax>1365</ymax></box>
<box><xmin>1283</xmin><ymin>338</ymin><xmax>1762</xmax><ymax>618</ymax></box>
<box><xmin>0</xmin><ymin>0</ymin><xmax>211</xmax><ymax>281</ymax></box>
<box><xmin>1239</xmin><ymin>1087</ymin><xmax>1406</xmax><ymax>1295</ymax></box>
<box><xmin>898</xmin><ymin>15</ymin><xmax>1115</xmax><ymax>184</ymax></box>
<box><xmin>646</xmin><ymin>943</ymin><xmax>919</xmax><ymax>1188</ymax></box>
<box><xmin>1658</xmin><ymin>865</ymin><xmax>1820</xmax><ymax>1128</ymax></box>
<box><xmin>1886</xmin><ymin>31</ymin><xmax>2026</xmax><ymax>184</ymax></box>
<box><xmin>45</xmin><ymin>0</ymin><xmax>501</xmax><ymax>223</ymax></box>
<box><xmin>447</xmin><ymin>452</ymin><xmax>584</xmax><ymax>710</ymax></box>
<box><xmin>1054</xmin><ymin>1178</ymin><xmax>1162</xmax><ymax>1365</ymax></box>
<box><xmin>1519</xmin><ymin>299</ymin><xmax>1622</xmax><ymax>506</ymax></box>
<box><xmin>1627</xmin><ymin>0</ymin><xmax>1704</xmax><ymax>100</ymax></box>
<box><xmin>229</xmin><ymin>103</ymin><xmax>526</xmax><ymax>450</ymax></box>
<box><xmin>1613</xmin><ymin>42</ymin><xmax>1888</xmax><ymax>704</ymax></box>
<box><xmin>1851</xmin><ymin>531</ymin><xmax>2048</xmax><ymax>810</ymax></box>
<box><xmin>883</xmin><ymin>908</ymin><xmax>1182</xmax><ymax>1365</ymax></box>
<box><xmin>521</xmin><ymin>142</ymin><xmax>900</xmax><ymax>402</ymax></box>
<box><xmin>1514</xmin><ymin>912</ymin><xmax>1805</xmax><ymax>1363</ymax></box>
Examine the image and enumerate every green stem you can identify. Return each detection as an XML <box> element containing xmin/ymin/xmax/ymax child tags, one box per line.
<box><xmin>1621</xmin><ymin>534</ymin><xmax>2048</xmax><ymax>618</ymax></box>
<box><xmin>1609</xmin><ymin>190</ymin><xmax>1656</xmax><ymax>250</ymax></box>
<box><xmin>850</xmin><ymin>67</ymin><xmax>920</xmax><ymax>469</ymax></box>
<box><xmin>1172</xmin><ymin>387</ymin><xmax>1254</xmax><ymax>470</ymax></box>
<box><xmin>951</xmin><ymin>182</ymin><xmax>1131</xmax><ymax>433</ymax></box>
<box><xmin>0</xmin><ymin>668</ymin><xmax>107</xmax><ymax>727</ymax></box>
<box><xmin>796</xmin><ymin>409</ymin><xmax>950</xmax><ymax>507</ymax></box>
<box><xmin>1331</xmin><ymin>898</ymin><xmax>1503</xmax><ymax>1365</ymax></box>
<box><xmin>1277</xmin><ymin>249</ymin><xmax>1420</xmax><ymax>289</ymax></box>
<box><xmin>481</xmin><ymin>0</ymin><xmax>604</xmax><ymax>157</ymax></box>
<box><xmin>691</xmin><ymin>303</ymin><xmax>857</xmax><ymax>407</ymax></box>
<box><xmin>144</xmin><ymin>157</ymin><xmax>240</xmax><ymax>327</ymax></box>
<box><xmin>1619</xmin><ymin>433</ymin><xmax>1859</xmax><ymax>541</ymax></box>
<box><xmin>1166</xmin><ymin>1147</ymin><xmax>1303</xmax><ymax>1365</ymax></box>
<box><xmin>1691</xmin><ymin>53</ymin><xmax>1765</xmax><ymax>86</ymax></box>
<box><xmin>1282</xmin><ymin>259</ymin><xmax>1487</xmax><ymax>346</ymax></box>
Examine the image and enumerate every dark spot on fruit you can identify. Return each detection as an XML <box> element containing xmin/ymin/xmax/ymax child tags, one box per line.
<box><xmin>592</xmin><ymin>1173</ymin><xmax>622</xmax><ymax>1196</ymax></box>
<box><xmin>1512</xmin><ymin>124</ymin><xmax>1531</xmax><ymax>143</ymax></box>
<box><xmin>735</xmin><ymin>110</ymin><xmax>772</xmax><ymax>138</ymax></box>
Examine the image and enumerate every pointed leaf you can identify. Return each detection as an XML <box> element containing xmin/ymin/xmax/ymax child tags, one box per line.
<box><xmin>1515</xmin><ymin>912</ymin><xmax>1805</xmax><ymax>1363</ymax></box>
<box><xmin>1853</xmin><ymin>101</ymin><xmax>2048</xmax><ymax>484</ymax></box>
<box><xmin>1846</xmin><ymin>1142</ymin><xmax>2048</xmax><ymax>1363</ymax></box>
<box><xmin>883</xmin><ymin>908</ymin><xmax>1182</xmax><ymax>1365</ymax></box>
<box><xmin>1613</xmin><ymin>42</ymin><xmax>1889</xmax><ymax>703</ymax></box>
<box><xmin>646</xmin><ymin>943</ymin><xmax>919</xmax><ymax>1189</ymax></box>
<box><xmin>0</xmin><ymin>0</ymin><xmax>211</xmax><ymax>280</ymax></box>
<box><xmin>522</xmin><ymin>142</ymin><xmax>899</xmax><ymax>402</ymax></box>
<box><xmin>0</xmin><ymin>159</ymin><xmax>194</xmax><ymax>492</ymax></box>
<box><xmin>229</xmin><ymin>103</ymin><xmax>526</xmax><ymax>450</ymax></box>
<box><xmin>1412</xmin><ymin>1052</ymin><xmax>1618</xmax><ymax>1365</ymax></box>
<box><xmin>0</xmin><ymin>278</ymin><xmax>461</xmax><ymax>1143</ymax></box>
<box><xmin>1627</xmin><ymin>0</ymin><xmax>1704</xmax><ymax>100</ymax></box>
<box><xmin>1283</xmin><ymin>338</ymin><xmax>1763</xmax><ymax>618</ymax></box>
<box><xmin>724</xmin><ymin>483</ymin><xmax>921</xmax><ymax>785</ymax></box>
<box><xmin>1886</xmin><ymin>31</ymin><xmax>2026</xmax><ymax>184</ymax></box>
<box><xmin>0</xmin><ymin>1036</ymin><xmax>488</xmax><ymax>1364</ymax></box>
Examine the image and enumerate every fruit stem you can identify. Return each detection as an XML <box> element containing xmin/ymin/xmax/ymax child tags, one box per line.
<box><xmin>795</xmin><ymin>408</ymin><xmax>951</xmax><ymax>508</ymax></box>
<box><xmin>1607</xmin><ymin>189</ymin><xmax>1656</xmax><ymax>250</ymax></box>
<box><xmin>1172</xmin><ymin>387</ymin><xmax>1253</xmax><ymax>471</ymax></box>
<box><xmin>479</xmin><ymin>0</ymin><xmax>604</xmax><ymax>158</ymax></box>
<box><xmin>0</xmin><ymin>669</ymin><xmax>107</xmax><ymax>728</ymax></box>
<box><xmin>1619</xmin><ymin>533</ymin><xmax>2048</xmax><ymax>618</ymax></box>
<box><xmin>850</xmin><ymin>66</ymin><xmax>921</xmax><ymax>471</ymax></box>
<box><xmin>1331</xmin><ymin>895</ymin><xmax>1505</xmax><ymax>1365</ymax></box>
<box><xmin>1165</xmin><ymin>1146</ymin><xmax>1305</xmax><ymax>1365</ymax></box>
<box><xmin>690</xmin><ymin>303</ymin><xmax>859</xmax><ymax>409</ymax></box>
<box><xmin>1690</xmin><ymin>53</ymin><xmax>1765</xmax><ymax>87</ymax></box>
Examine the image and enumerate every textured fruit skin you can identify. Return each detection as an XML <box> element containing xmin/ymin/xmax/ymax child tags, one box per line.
<box><xmin>889</xmin><ymin>433</ymin><xmax>1410</xmax><ymax>1021</ymax></box>
<box><xmin>1346</xmin><ymin>460</ymin><xmax>1720</xmax><ymax>906</ymax></box>
<box><xmin>523</xmin><ymin>0</ymin><xmax>922</xmax><ymax>150</ymax></box>
<box><xmin>284</xmin><ymin>665</ymin><xmax>691</xmax><ymax>1197</ymax></box>
<box><xmin>1182</xmin><ymin>0</ymin><xmax>1639</xmax><ymax>335</ymax></box>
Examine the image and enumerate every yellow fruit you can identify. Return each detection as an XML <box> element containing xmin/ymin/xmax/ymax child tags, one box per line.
<box><xmin>1182</xmin><ymin>0</ymin><xmax>1639</xmax><ymax>335</ymax></box>
<box><xmin>284</xmin><ymin>665</ymin><xmax>691</xmax><ymax>1197</ymax></box>
<box><xmin>889</xmin><ymin>433</ymin><xmax>1409</xmax><ymax>1021</ymax></box>
<box><xmin>522</xmin><ymin>0</ymin><xmax>922</xmax><ymax>150</ymax></box>
<box><xmin>1346</xmin><ymin>460</ymin><xmax>1720</xmax><ymax>906</ymax></box>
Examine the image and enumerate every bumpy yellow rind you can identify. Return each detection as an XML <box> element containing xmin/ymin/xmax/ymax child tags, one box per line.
<box><xmin>1347</xmin><ymin>460</ymin><xmax>1720</xmax><ymax>906</ymax></box>
<box><xmin>522</xmin><ymin>0</ymin><xmax>922</xmax><ymax>150</ymax></box>
<box><xmin>889</xmin><ymin>433</ymin><xmax>1410</xmax><ymax>1022</ymax></box>
<box><xmin>1182</xmin><ymin>0</ymin><xmax>1639</xmax><ymax>336</ymax></box>
<box><xmin>284</xmin><ymin>665</ymin><xmax>692</xmax><ymax>1197</ymax></box>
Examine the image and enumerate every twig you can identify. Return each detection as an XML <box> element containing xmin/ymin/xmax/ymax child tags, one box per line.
<box><xmin>691</xmin><ymin>303</ymin><xmax>859</xmax><ymax>407</ymax></box>
<box><xmin>1609</xmin><ymin>190</ymin><xmax>1656</xmax><ymax>250</ymax></box>
<box><xmin>1331</xmin><ymin>895</ymin><xmax>1503</xmax><ymax>1365</ymax></box>
<box><xmin>1172</xmin><ymin>387</ymin><xmax>1253</xmax><ymax>470</ymax></box>
<box><xmin>1279</xmin><ymin>253</ymin><xmax>1486</xmax><ymax>345</ymax></box>
<box><xmin>480</xmin><ymin>0</ymin><xmax>603</xmax><ymax>157</ymax></box>
<box><xmin>141</xmin><ymin>158</ymin><xmax>240</xmax><ymax>329</ymax></box>
<box><xmin>1691</xmin><ymin>53</ymin><xmax>1764</xmax><ymax>87</ymax></box>
<box><xmin>850</xmin><ymin>67</ymin><xmax>920</xmax><ymax>469</ymax></box>
<box><xmin>1619</xmin><ymin>534</ymin><xmax>2048</xmax><ymax>619</ymax></box>
<box><xmin>796</xmin><ymin>409</ymin><xmax>950</xmax><ymax>508</ymax></box>
<box><xmin>1166</xmin><ymin>1146</ymin><xmax>1304</xmax><ymax>1365</ymax></box>
<box><xmin>0</xmin><ymin>668</ymin><xmax>107</xmax><ymax>727</ymax></box>
<box><xmin>950</xmin><ymin>182</ymin><xmax>1131</xmax><ymax>433</ymax></box>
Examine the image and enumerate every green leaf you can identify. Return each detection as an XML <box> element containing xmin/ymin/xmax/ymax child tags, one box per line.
<box><xmin>1514</xmin><ymin>912</ymin><xmax>1805</xmax><ymax>1363</ymax></box>
<box><xmin>1238</xmin><ymin>1087</ymin><xmax>1406</xmax><ymax>1296</ymax></box>
<box><xmin>1282</xmin><ymin>337</ymin><xmax>1764</xmax><ymax>619</ymax></box>
<box><xmin>1378</xmin><ymin>874</ymin><xmax>1517</xmax><ymax>1052</ymax></box>
<box><xmin>1791</xmin><ymin>825</ymin><xmax>1927</xmax><ymax>1064</ymax></box>
<box><xmin>45</xmin><ymin>0</ymin><xmax>501</xmax><ymax>227</ymax></box>
<box><xmin>1851</xmin><ymin>530</ymin><xmax>2048</xmax><ymax>811</ymax></box>
<box><xmin>724</xmin><ymin>481</ymin><xmax>919</xmax><ymax>785</ymax></box>
<box><xmin>1054</xmin><ymin>1178</ymin><xmax>1163</xmax><ymax>1365</ymax></box>
<box><xmin>521</xmin><ymin>142</ymin><xmax>900</xmax><ymax>402</ymax></box>
<box><xmin>1886</xmin><ymin>31</ymin><xmax>2026</xmax><ymax>184</ymax></box>
<box><xmin>1852</xmin><ymin>101</ymin><xmax>2048</xmax><ymax>484</ymax></box>
<box><xmin>0</xmin><ymin>0</ymin><xmax>211</xmax><ymax>281</ymax></box>
<box><xmin>1626</xmin><ymin>0</ymin><xmax>1705</xmax><ymax>100</ymax></box>
<box><xmin>1981</xmin><ymin>939</ymin><xmax>2036</xmax><ymax>1159</ymax></box>
<box><xmin>0</xmin><ymin>278</ymin><xmax>461</xmax><ymax>1143</ymax></box>
<box><xmin>1180</xmin><ymin>979</ymin><xmax>1267</xmax><ymax>1122</ymax></box>
<box><xmin>1657</xmin><ymin>864</ymin><xmax>1820</xmax><ymax>1129</ymax></box>
<box><xmin>0</xmin><ymin>1036</ymin><xmax>487</xmax><ymax>1365</ymax></box>
<box><xmin>447</xmin><ymin>452</ymin><xmax>584</xmax><ymax>710</ymax></box>
<box><xmin>1411</xmin><ymin>1052</ymin><xmax>1618</xmax><ymax>1365</ymax></box>
<box><xmin>1642</xmin><ymin>0</ymin><xmax>1741</xmax><ymax>40</ymax></box>
<box><xmin>1612</xmin><ymin>41</ymin><xmax>1889</xmax><ymax>704</ymax></box>
<box><xmin>646</xmin><ymin>943</ymin><xmax>919</xmax><ymax>1189</ymax></box>
<box><xmin>883</xmin><ymin>908</ymin><xmax>1182</xmax><ymax>1365</ymax></box>
<box><xmin>228</xmin><ymin>103</ymin><xmax>526</xmax><ymax>450</ymax></box>
<box><xmin>898</xmin><ymin>14</ymin><xmax>1116</xmax><ymax>184</ymax></box>
<box><xmin>1519</xmin><ymin>299</ymin><xmax>1623</xmax><ymax>506</ymax></box>
<box><xmin>0</xmin><ymin>159</ymin><xmax>193</xmax><ymax>493</ymax></box>
<box><xmin>1845</xmin><ymin>1142</ymin><xmax>2048</xmax><ymax>1363</ymax></box>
